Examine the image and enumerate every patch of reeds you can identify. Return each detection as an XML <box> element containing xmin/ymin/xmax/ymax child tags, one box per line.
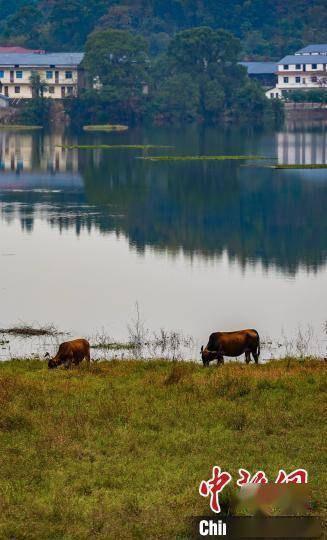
<box><xmin>91</xmin><ymin>342</ymin><xmax>137</xmax><ymax>351</ymax></box>
<box><xmin>0</xmin><ymin>323</ymin><xmax>61</xmax><ymax>337</ymax></box>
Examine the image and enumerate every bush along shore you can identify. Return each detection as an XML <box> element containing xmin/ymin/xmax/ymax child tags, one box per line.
<box><xmin>0</xmin><ymin>358</ymin><xmax>325</xmax><ymax>538</ymax></box>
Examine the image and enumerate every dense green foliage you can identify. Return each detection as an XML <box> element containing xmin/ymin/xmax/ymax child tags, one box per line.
<box><xmin>0</xmin><ymin>0</ymin><xmax>326</xmax><ymax>60</ymax></box>
<box><xmin>65</xmin><ymin>27</ymin><xmax>283</xmax><ymax>125</ymax></box>
<box><xmin>0</xmin><ymin>359</ymin><xmax>325</xmax><ymax>538</ymax></box>
<box><xmin>285</xmin><ymin>89</ymin><xmax>327</xmax><ymax>103</ymax></box>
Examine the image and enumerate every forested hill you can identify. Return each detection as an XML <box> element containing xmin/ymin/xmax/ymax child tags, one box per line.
<box><xmin>1</xmin><ymin>0</ymin><xmax>326</xmax><ymax>59</ymax></box>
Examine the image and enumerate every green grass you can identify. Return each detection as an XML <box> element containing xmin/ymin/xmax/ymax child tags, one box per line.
<box><xmin>0</xmin><ymin>359</ymin><xmax>325</xmax><ymax>538</ymax></box>
<box><xmin>83</xmin><ymin>124</ymin><xmax>129</xmax><ymax>132</ymax></box>
<box><xmin>91</xmin><ymin>342</ymin><xmax>137</xmax><ymax>351</ymax></box>
<box><xmin>57</xmin><ymin>144</ymin><xmax>174</xmax><ymax>150</ymax></box>
<box><xmin>137</xmin><ymin>155</ymin><xmax>274</xmax><ymax>162</ymax></box>
<box><xmin>273</xmin><ymin>164</ymin><xmax>327</xmax><ymax>169</ymax></box>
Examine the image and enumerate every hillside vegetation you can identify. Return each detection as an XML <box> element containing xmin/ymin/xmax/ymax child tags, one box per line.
<box><xmin>0</xmin><ymin>359</ymin><xmax>325</xmax><ymax>538</ymax></box>
<box><xmin>0</xmin><ymin>0</ymin><xmax>326</xmax><ymax>59</ymax></box>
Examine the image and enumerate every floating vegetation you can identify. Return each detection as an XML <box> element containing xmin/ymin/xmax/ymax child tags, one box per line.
<box><xmin>83</xmin><ymin>124</ymin><xmax>129</xmax><ymax>132</ymax></box>
<box><xmin>273</xmin><ymin>164</ymin><xmax>327</xmax><ymax>169</ymax></box>
<box><xmin>91</xmin><ymin>342</ymin><xmax>137</xmax><ymax>351</ymax></box>
<box><xmin>57</xmin><ymin>144</ymin><xmax>174</xmax><ymax>150</ymax></box>
<box><xmin>0</xmin><ymin>125</ymin><xmax>43</xmax><ymax>130</ymax></box>
<box><xmin>137</xmin><ymin>155</ymin><xmax>273</xmax><ymax>162</ymax></box>
<box><xmin>0</xmin><ymin>323</ymin><xmax>61</xmax><ymax>337</ymax></box>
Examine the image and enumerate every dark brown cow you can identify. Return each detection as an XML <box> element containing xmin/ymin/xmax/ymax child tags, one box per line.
<box><xmin>201</xmin><ymin>329</ymin><xmax>260</xmax><ymax>366</ymax></box>
<box><xmin>46</xmin><ymin>339</ymin><xmax>91</xmax><ymax>369</ymax></box>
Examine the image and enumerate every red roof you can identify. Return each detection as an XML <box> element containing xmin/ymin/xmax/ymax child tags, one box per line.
<box><xmin>0</xmin><ymin>46</ymin><xmax>45</xmax><ymax>54</ymax></box>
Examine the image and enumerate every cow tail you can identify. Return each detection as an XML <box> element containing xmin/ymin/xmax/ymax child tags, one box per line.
<box><xmin>256</xmin><ymin>331</ymin><xmax>260</xmax><ymax>357</ymax></box>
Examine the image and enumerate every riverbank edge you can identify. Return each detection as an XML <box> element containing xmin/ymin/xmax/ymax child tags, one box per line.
<box><xmin>0</xmin><ymin>358</ymin><xmax>326</xmax><ymax>538</ymax></box>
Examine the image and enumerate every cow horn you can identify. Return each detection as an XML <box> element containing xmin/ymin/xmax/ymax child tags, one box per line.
<box><xmin>44</xmin><ymin>352</ymin><xmax>50</xmax><ymax>358</ymax></box>
<box><xmin>201</xmin><ymin>346</ymin><xmax>203</xmax><ymax>353</ymax></box>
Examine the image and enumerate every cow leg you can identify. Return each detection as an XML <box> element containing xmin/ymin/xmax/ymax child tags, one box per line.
<box><xmin>217</xmin><ymin>354</ymin><xmax>224</xmax><ymax>365</ymax></box>
<box><xmin>252</xmin><ymin>351</ymin><xmax>259</xmax><ymax>364</ymax></box>
<box><xmin>245</xmin><ymin>351</ymin><xmax>251</xmax><ymax>364</ymax></box>
<box><xmin>64</xmin><ymin>352</ymin><xmax>74</xmax><ymax>369</ymax></box>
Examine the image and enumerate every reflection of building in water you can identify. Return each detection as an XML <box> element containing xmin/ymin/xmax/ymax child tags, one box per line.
<box><xmin>0</xmin><ymin>131</ymin><xmax>78</xmax><ymax>173</ymax></box>
<box><xmin>277</xmin><ymin>126</ymin><xmax>327</xmax><ymax>164</ymax></box>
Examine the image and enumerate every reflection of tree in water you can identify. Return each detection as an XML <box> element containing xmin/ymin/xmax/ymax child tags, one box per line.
<box><xmin>81</xmin><ymin>150</ymin><xmax>327</xmax><ymax>274</ymax></box>
<box><xmin>0</xmin><ymin>125</ymin><xmax>326</xmax><ymax>275</ymax></box>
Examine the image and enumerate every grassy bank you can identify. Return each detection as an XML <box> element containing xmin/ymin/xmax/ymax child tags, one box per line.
<box><xmin>0</xmin><ymin>359</ymin><xmax>325</xmax><ymax>538</ymax></box>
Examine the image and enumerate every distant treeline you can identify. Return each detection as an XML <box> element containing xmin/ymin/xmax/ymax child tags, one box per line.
<box><xmin>0</xmin><ymin>0</ymin><xmax>326</xmax><ymax>59</ymax></box>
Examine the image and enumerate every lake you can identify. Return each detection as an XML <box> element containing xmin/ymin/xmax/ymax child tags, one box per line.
<box><xmin>0</xmin><ymin>120</ymin><xmax>326</xmax><ymax>361</ymax></box>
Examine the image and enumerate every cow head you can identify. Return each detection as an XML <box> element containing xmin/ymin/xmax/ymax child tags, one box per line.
<box><xmin>45</xmin><ymin>353</ymin><xmax>61</xmax><ymax>369</ymax></box>
<box><xmin>201</xmin><ymin>345</ymin><xmax>217</xmax><ymax>366</ymax></box>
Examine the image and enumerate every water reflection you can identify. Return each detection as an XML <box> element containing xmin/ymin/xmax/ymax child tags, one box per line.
<box><xmin>0</xmin><ymin>123</ymin><xmax>326</xmax><ymax>275</ymax></box>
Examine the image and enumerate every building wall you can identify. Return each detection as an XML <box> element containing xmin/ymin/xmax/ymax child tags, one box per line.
<box><xmin>0</xmin><ymin>67</ymin><xmax>80</xmax><ymax>99</ymax></box>
<box><xmin>277</xmin><ymin>63</ymin><xmax>327</xmax><ymax>89</ymax></box>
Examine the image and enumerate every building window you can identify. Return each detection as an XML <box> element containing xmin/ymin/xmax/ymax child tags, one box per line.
<box><xmin>16</xmin><ymin>70</ymin><xmax>23</xmax><ymax>79</ymax></box>
<box><xmin>48</xmin><ymin>86</ymin><xmax>55</xmax><ymax>94</ymax></box>
<box><xmin>311</xmin><ymin>76</ymin><xmax>317</xmax><ymax>82</ymax></box>
<box><xmin>0</xmin><ymin>70</ymin><xmax>3</xmax><ymax>78</ymax></box>
<box><xmin>295</xmin><ymin>76</ymin><xmax>301</xmax><ymax>83</ymax></box>
<box><xmin>65</xmin><ymin>71</ymin><xmax>73</xmax><ymax>79</ymax></box>
<box><xmin>46</xmin><ymin>71</ymin><xmax>53</xmax><ymax>79</ymax></box>
<box><xmin>283</xmin><ymin>64</ymin><xmax>289</xmax><ymax>70</ymax></box>
<box><xmin>14</xmin><ymin>86</ymin><xmax>20</xmax><ymax>93</ymax></box>
<box><xmin>270</xmin><ymin>92</ymin><xmax>274</xmax><ymax>98</ymax></box>
<box><xmin>295</xmin><ymin>64</ymin><xmax>301</xmax><ymax>69</ymax></box>
<box><xmin>283</xmin><ymin>76</ymin><xmax>289</xmax><ymax>83</ymax></box>
<box><xmin>312</xmin><ymin>63</ymin><xmax>317</xmax><ymax>69</ymax></box>
<box><xmin>66</xmin><ymin>86</ymin><xmax>73</xmax><ymax>95</ymax></box>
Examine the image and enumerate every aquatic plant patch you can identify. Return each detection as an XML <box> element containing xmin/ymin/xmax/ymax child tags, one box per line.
<box><xmin>91</xmin><ymin>342</ymin><xmax>137</xmax><ymax>350</ymax></box>
<box><xmin>0</xmin><ymin>324</ymin><xmax>62</xmax><ymax>337</ymax></box>
<box><xmin>273</xmin><ymin>164</ymin><xmax>327</xmax><ymax>169</ymax></box>
<box><xmin>137</xmin><ymin>155</ymin><xmax>273</xmax><ymax>162</ymax></box>
<box><xmin>0</xmin><ymin>125</ymin><xmax>43</xmax><ymax>130</ymax></box>
<box><xmin>83</xmin><ymin>124</ymin><xmax>129</xmax><ymax>132</ymax></box>
<box><xmin>57</xmin><ymin>144</ymin><xmax>174</xmax><ymax>150</ymax></box>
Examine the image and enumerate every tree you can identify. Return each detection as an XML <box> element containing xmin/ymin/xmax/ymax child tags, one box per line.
<box><xmin>16</xmin><ymin>73</ymin><xmax>50</xmax><ymax>126</ymax></box>
<box><xmin>84</xmin><ymin>29</ymin><xmax>149</xmax><ymax>93</ymax></box>
<box><xmin>155</xmin><ymin>27</ymin><xmax>246</xmax><ymax>121</ymax></box>
<box><xmin>3</xmin><ymin>5</ymin><xmax>43</xmax><ymax>47</ymax></box>
<box><xmin>154</xmin><ymin>74</ymin><xmax>199</xmax><ymax>122</ymax></box>
<box><xmin>30</xmin><ymin>72</ymin><xmax>48</xmax><ymax>99</ymax></box>
<box><xmin>83</xmin><ymin>29</ymin><xmax>150</xmax><ymax>122</ymax></box>
<box><xmin>49</xmin><ymin>0</ymin><xmax>107</xmax><ymax>50</ymax></box>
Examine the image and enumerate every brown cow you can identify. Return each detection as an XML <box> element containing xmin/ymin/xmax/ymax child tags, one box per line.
<box><xmin>201</xmin><ymin>329</ymin><xmax>260</xmax><ymax>366</ymax></box>
<box><xmin>46</xmin><ymin>339</ymin><xmax>91</xmax><ymax>369</ymax></box>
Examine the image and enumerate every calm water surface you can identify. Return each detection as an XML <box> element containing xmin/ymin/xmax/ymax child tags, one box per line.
<box><xmin>0</xmin><ymin>121</ymin><xmax>326</xmax><ymax>360</ymax></box>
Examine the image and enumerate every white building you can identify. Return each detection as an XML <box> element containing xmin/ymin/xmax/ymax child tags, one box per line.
<box><xmin>0</xmin><ymin>53</ymin><xmax>84</xmax><ymax>99</ymax></box>
<box><xmin>266</xmin><ymin>44</ymin><xmax>327</xmax><ymax>99</ymax></box>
